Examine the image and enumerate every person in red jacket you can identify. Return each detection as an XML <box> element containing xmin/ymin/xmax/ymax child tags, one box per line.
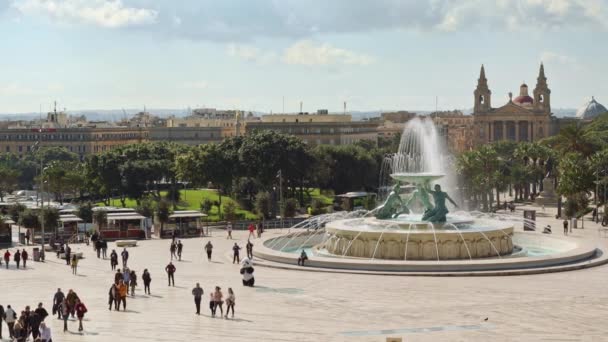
<box><xmin>3</xmin><ymin>250</ymin><xmax>10</xmax><ymax>269</ymax></box>
<box><xmin>74</xmin><ymin>299</ymin><xmax>87</xmax><ymax>332</ymax></box>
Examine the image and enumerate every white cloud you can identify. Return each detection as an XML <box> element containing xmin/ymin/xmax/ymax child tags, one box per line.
<box><xmin>540</xmin><ymin>51</ymin><xmax>583</xmax><ymax>70</ymax></box>
<box><xmin>283</xmin><ymin>40</ymin><xmax>373</xmax><ymax>66</ymax></box>
<box><xmin>226</xmin><ymin>44</ymin><xmax>278</xmax><ymax>64</ymax></box>
<box><xmin>12</xmin><ymin>0</ymin><xmax>158</xmax><ymax>28</ymax></box>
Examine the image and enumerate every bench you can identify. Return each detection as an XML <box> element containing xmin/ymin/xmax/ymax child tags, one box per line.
<box><xmin>116</xmin><ymin>240</ymin><xmax>138</xmax><ymax>247</ymax></box>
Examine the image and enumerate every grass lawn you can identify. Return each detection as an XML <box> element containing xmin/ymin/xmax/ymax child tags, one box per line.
<box><xmin>308</xmin><ymin>188</ymin><xmax>334</xmax><ymax>205</ymax></box>
<box><xmin>97</xmin><ymin>189</ymin><xmax>258</xmax><ymax>221</ymax></box>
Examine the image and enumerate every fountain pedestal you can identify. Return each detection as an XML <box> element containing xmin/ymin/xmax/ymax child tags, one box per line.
<box><xmin>322</xmin><ymin>217</ymin><xmax>513</xmax><ymax>260</ymax></box>
<box><xmin>535</xmin><ymin>177</ymin><xmax>559</xmax><ymax>206</ymax></box>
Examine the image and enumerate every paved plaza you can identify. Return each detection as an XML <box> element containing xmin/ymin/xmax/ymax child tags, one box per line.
<box><xmin>2</xmin><ymin>205</ymin><xmax>608</xmax><ymax>342</ymax></box>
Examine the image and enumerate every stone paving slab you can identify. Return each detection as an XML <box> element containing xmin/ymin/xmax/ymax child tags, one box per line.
<box><xmin>0</xmin><ymin>206</ymin><xmax>607</xmax><ymax>341</ymax></box>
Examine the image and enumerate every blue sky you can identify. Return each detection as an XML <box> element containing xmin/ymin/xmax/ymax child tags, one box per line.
<box><xmin>0</xmin><ymin>0</ymin><xmax>607</xmax><ymax>114</ymax></box>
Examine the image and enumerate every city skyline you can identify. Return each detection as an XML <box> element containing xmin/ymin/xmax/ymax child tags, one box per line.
<box><xmin>1</xmin><ymin>0</ymin><xmax>607</xmax><ymax>114</ymax></box>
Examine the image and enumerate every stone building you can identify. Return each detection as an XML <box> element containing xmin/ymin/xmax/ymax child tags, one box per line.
<box><xmin>430</xmin><ymin>111</ymin><xmax>474</xmax><ymax>153</ymax></box>
<box><xmin>472</xmin><ymin>63</ymin><xmax>553</xmax><ymax>146</ymax></box>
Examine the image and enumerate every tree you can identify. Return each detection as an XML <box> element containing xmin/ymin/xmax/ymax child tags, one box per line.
<box><xmin>135</xmin><ymin>197</ymin><xmax>155</xmax><ymax>218</ymax></box>
<box><xmin>223</xmin><ymin>201</ymin><xmax>237</xmax><ymax>222</ymax></box>
<box><xmin>93</xmin><ymin>210</ymin><xmax>107</xmax><ymax>232</ymax></box>
<box><xmin>20</xmin><ymin>210</ymin><xmax>39</xmax><ymax>230</ymax></box>
<box><xmin>255</xmin><ymin>191</ymin><xmax>272</xmax><ymax>220</ymax></box>
<box><xmin>312</xmin><ymin>145</ymin><xmax>378</xmax><ymax>195</ymax></box>
<box><xmin>200</xmin><ymin>199</ymin><xmax>213</xmax><ymax>214</ymax></box>
<box><xmin>8</xmin><ymin>203</ymin><xmax>26</xmax><ymax>224</ymax></box>
<box><xmin>0</xmin><ymin>166</ymin><xmax>20</xmax><ymax>201</ymax></box>
<box><xmin>41</xmin><ymin>208</ymin><xmax>60</xmax><ymax>235</ymax></box>
<box><xmin>156</xmin><ymin>200</ymin><xmax>171</xmax><ymax>237</ymax></box>
<box><xmin>42</xmin><ymin>161</ymin><xmax>84</xmax><ymax>204</ymax></box>
<box><xmin>310</xmin><ymin>199</ymin><xmax>327</xmax><ymax>215</ymax></box>
<box><xmin>78</xmin><ymin>203</ymin><xmax>94</xmax><ymax>233</ymax></box>
<box><xmin>282</xmin><ymin>198</ymin><xmax>298</xmax><ymax>218</ymax></box>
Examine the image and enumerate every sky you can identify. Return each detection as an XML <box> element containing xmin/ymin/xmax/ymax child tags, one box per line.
<box><xmin>0</xmin><ymin>0</ymin><xmax>607</xmax><ymax>114</ymax></box>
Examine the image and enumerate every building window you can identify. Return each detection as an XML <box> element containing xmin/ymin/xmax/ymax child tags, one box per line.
<box><xmin>18</xmin><ymin>146</ymin><xmax>22</xmax><ymax>152</ymax></box>
<box><xmin>5</xmin><ymin>146</ymin><xmax>9</xmax><ymax>152</ymax></box>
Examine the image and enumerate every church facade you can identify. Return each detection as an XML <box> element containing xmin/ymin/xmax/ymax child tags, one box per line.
<box><xmin>472</xmin><ymin>64</ymin><xmax>553</xmax><ymax>146</ymax></box>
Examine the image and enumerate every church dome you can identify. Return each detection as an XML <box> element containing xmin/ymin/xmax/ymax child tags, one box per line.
<box><xmin>576</xmin><ymin>96</ymin><xmax>608</xmax><ymax>120</ymax></box>
<box><xmin>513</xmin><ymin>83</ymin><xmax>533</xmax><ymax>106</ymax></box>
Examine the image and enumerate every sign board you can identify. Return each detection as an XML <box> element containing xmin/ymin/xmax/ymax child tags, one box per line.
<box><xmin>523</xmin><ymin>210</ymin><xmax>536</xmax><ymax>231</ymax></box>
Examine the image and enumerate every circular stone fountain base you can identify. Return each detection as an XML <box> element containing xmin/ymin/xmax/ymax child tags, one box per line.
<box><xmin>323</xmin><ymin>218</ymin><xmax>513</xmax><ymax>260</ymax></box>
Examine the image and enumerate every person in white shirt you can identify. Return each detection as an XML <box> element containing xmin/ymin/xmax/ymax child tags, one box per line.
<box><xmin>39</xmin><ymin>321</ymin><xmax>52</xmax><ymax>342</ymax></box>
<box><xmin>226</xmin><ymin>223</ymin><xmax>233</xmax><ymax>239</ymax></box>
<box><xmin>4</xmin><ymin>305</ymin><xmax>16</xmax><ymax>339</ymax></box>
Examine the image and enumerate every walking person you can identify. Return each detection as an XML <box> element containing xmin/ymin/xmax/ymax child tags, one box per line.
<box><xmin>101</xmin><ymin>239</ymin><xmax>108</xmax><ymax>259</ymax></box>
<box><xmin>110</xmin><ymin>249</ymin><xmax>118</xmax><ymax>270</ymax></box>
<box><xmin>204</xmin><ymin>241</ymin><xmax>213</xmax><ymax>261</ymax></box>
<box><xmin>71</xmin><ymin>255</ymin><xmax>78</xmax><ymax>275</ymax></box>
<box><xmin>34</xmin><ymin>302</ymin><xmax>49</xmax><ymax>321</ymax></box>
<box><xmin>5</xmin><ymin>305</ymin><xmax>15</xmax><ymax>339</ymax></box>
<box><xmin>121</xmin><ymin>248</ymin><xmax>129</xmax><ymax>268</ymax></box>
<box><xmin>66</xmin><ymin>289</ymin><xmax>80</xmax><ymax>318</ymax></box>
<box><xmin>165</xmin><ymin>262</ymin><xmax>176</xmax><ymax>286</ymax></box>
<box><xmin>170</xmin><ymin>242</ymin><xmax>176</xmax><ymax>261</ymax></box>
<box><xmin>123</xmin><ymin>268</ymin><xmax>131</xmax><ymax>294</ymax></box>
<box><xmin>142</xmin><ymin>269</ymin><xmax>152</xmax><ymax>295</ymax></box>
<box><xmin>117</xmin><ymin>280</ymin><xmax>127</xmax><ymax>311</ymax></box>
<box><xmin>95</xmin><ymin>239</ymin><xmax>102</xmax><ymax>258</ymax></box>
<box><xmin>39</xmin><ymin>321</ymin><xmax>52</xmax><ymax>342</ymax></box>
<box><xmin>209</xmin><ymin>293</ymin><xmax>216</xmax><ymax>317</ymax></box>
<box><xmin>246</xmin><ymin>240</ymin><xmax>253</xmax><ymax>259</ymax></box>
<box><xmin>3</xmin><ymin>250</ymin><xmax>10</xmax><ymax>268</ymax></box>
<box><xmin>28</xmin><ymin>308</ymin><xmax>42</xmax><ymax>340</ymax></box>
<box><xmin>13</xmin><ymin>317</ymin><xmax>25</xmax><ymax>342</ymax></box>
<box><xmin>25</xmin><ymin>229</ymin><xmax>30</xmax><ymax>245</ymax></box>
<box><xmin>108</xmin><ymin>283</ymin><xmax>116</xmax><ymax>311</ymax></box>
<box><xmin>0</xmin><ymin>304</ymin><xmax>4</xmax><ymax>340</ymax></box>
<box><xmin>213</xmin><ymin>286</ymin><xmax>224</xmax><ymax>318</ymax></box>
<box><xmin>248</xmin><ymin>223</ymin><xmax>255</xmax><ymax>239</ymax></box>
<box><xmin>257</xmin><ymin>221</ymin><xmax>263</xmax><ymax>238</ymax></box>
<box><xmin>225</xmin><ymin>288</ymin><xmax>235</xmax><ymax>319</ymax></box>
<box><xmin>60</xmin><ymin>299</ymin><xmax>69</xmax><ymax>332</ymax></box>
<box><xmin>129</xmin><ymin>270</ymin><xmax>137</xmax><ymax>296</ymax></box>
<box><xmin>232</xmin><ymin>243</ymin><xmax>241</xmax><ymax>264</ymax></box>
<box><xmin>65</xmin><ymin>244</ymin><xmax>71</xmax><ymax>265</ymax></box>
<box><xmin>53</xmin><ymin>288</ymin><xmax>65</xmax><ymax>319</ymax></box>
<box><xmin>563</xmin><ymin>219</ymin><xmax>569</xmax><ymax>236</ymax></box>
<box><xmin>74</xmin><ymin>299</ymin><xmax>87</xmax><ymax>332</ymax></box>
<box><xmin>21</xmin><ymin>249</ymin><xmax>28</xmax><ymax>269</ymax></box>
<box><xmin>114</xmin><ymin>269</ymin><xmax>124</xmax><ymax>285</ymax></box>
<box><xmin>14</xmin><ymin>249</ymin><xmax>21</xmax><ymax>269</ymax></box>
<box><xmin>177</xmin><ymin>240</ymin><xmax>183</xmax><ymax>261</ymax></box>
<box><xmin>226</xmin><ymin>222</ymin><xmax>233</xmax><ymax>239</ymax></box>
<box><xmin>191</xmin><ymin>283</ymin><xmax>204</xmax><ymax>315</ymax></box>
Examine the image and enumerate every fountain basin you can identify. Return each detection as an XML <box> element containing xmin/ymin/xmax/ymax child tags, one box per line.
<box><xmin>322</xmin><ymin>218</ymin><xmax>513</xmax><ymax>260</ymax></box>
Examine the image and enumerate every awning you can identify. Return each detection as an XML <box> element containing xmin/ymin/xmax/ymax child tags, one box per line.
<box><xmin>169</xmin><ymin>211</ymin><xmax>207</xmax><ymax>219</ymax></box>
<box><xmin>107</xmin><ymin>214</ymin><xmax>145</xmax><ymax>221</ymax></box>
<box><xmin>59</xmin><ymin>214</ymin><xmax>83</xmax><ymax>223</ymax></box>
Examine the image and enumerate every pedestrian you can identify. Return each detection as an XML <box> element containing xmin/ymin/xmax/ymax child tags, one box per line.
<box><xmin>298</xmin><ymin>249</ymin><xmax>308</xmax><ymax>266</ymax></box>
<box><xmin>563</xmin><ymin>219</ymin><xmax>569</xmax><ymax>236</ymax></box>
<box><xmin>71</xmin><ymin>255</ymin><xmax>78</xmax><ymax>275</ymax></box>
<box><xmin>130</xmin><ymin>270</ymin><xmax>137</xmax><ymax>296</ymax></box>
<box><xmin>34</xmin><ymin>302</ymin><xmax>48</xmax><ymax>321</ymax></box>
<box><xmin>213</xmin><ymin>286</ymin><xmax>224</xmax><ymax>318</ymax></box>
<box><xmin>0</xmin><ymin>304</ymin><xmax>4</xmax><ymax>340</ymax></box>
<box><xmin>226</xmin><ymin>222</ymin><xmax>233</xmax><ymax>239</ymax></box>
<box><xmin>84</xmin><ymin>231</ymin><xmax>90</xmax><ymax>246</ymax></box>
<box><xmin>108</xmin><ymin>283</ymin><xmax>116</xmax><ymax>311</ymax></box>
<box><xmin>25</xmin><ymin>229</ymin><xmax>30</xmax><ymax>245</ymax></box>
<box><xmin>248</xmin><ymin>223</ymin><xmax>255</xmax><ymax>239</ymax></box>
<box><xmin>66</xmin><ymin>290</ymin><xmax>79</xmax><ymax>318</ymax></box>
<box><xmin>204</xmin><ymin>241</ymin><xmax>213</xmax><ymax>261</ymax></box>
<box><xmin>170</xmin><ymin>242</ymin><xmax>176</xmax><ymax>260</ymax></box>
<box><xmin>110</xmin><ymin>249</ymin><xmax>118</xmax><ymax>270</ymax></box>
<box><xmin>74</xmin><ymin>299</ymin><xmax>87</xmax><ymax>332</ymax></box>
<box><xmin>21</xmin><ymin>249</ymin><xmax>28</xmax><ymax>269</ymax></box>
<box><xmin>165</xmin><ymin>262</ymin><xmax>176</xmax><ymax>286</ymax></box>
<box><xmin>257</xmin><ymin>221</ymin><xmax>263</xmax><ymax>238</ymax></box>
<box><xmin>225</xmin><ymin>288</ymin><xmax>235</xmax><ymax>319</ymax></box>
<box><xmin>53</xmin><ymin>288</ymin><xmax>65</xmax><ymax>319</ymax></box>
<box><xmin>13</xmin><ymin>317</ymin><xmax>25</xmax><ymax>342</ymax></box>
<box><xmin>209</xmin><ymin>293</ymin><xmax>216</xmax><ymax>317</ymax></box>
<box><xmin>28</xmin><ymin>309</ymin><xmax>42</xmax><ymax>340</ymax></box>
<box><xmin>95</xmin><ymin>239</ymin><xmax>102</xmax><ymax>258</ymax></box>
<box><xmin>65</xmin><ymin>244</ymin><xmax>71</xmax><ymax>265</ymax></box>
<box><xmin>123</xmin><ymin>268</ymin><xmax>131</xmax><ymax>294</ymax></box>
<box><xmin>142</xmin><ymin>269</ymin><xmax>152</xmax><ymax>295</ymax></box>
<box><xmin>117</xmin><ymin>280</ymin><xmax>127</xmax><ymax>311</ymax></box>
<box><xmin>60</xmin><ymin>299</ymin><xmax>69</xmax><ymax>332</ymax></box>
<box><xmin>121</xmin><ymin>248</ymin><xmax>129</xmax><ymax>268</ymax></box>
<box><xmin>232</xmin><ymin>243</ymin><xmax>241</xmax><ymax>264</ymax></box>
<box><xmin>14</xmin><ymin>249</ymin><xmax>21</xmax><ymax>269</ymax></box>
<box><xmin>3</xmin><ymin>250</ymin><xmax>10</xmax><ymax>268</ymax></box>
<box><xmin>39</xmin><ymin>321</ymin><xmax>52</xmax><ymax>342</ymax></box>
<box><xmin>177</xmin><ymin>240</ymin><xmax>183</xmax><ymax>261</ymax></box>
<box><xmin>5</xmin><ymin>305</ymin><xmax>15</xmax><ymax>339</ymax></box>
<box><xmin>246</xmin><ymin>240</ymin><xmax>253</xmax><ymax>259</ymax></box>
<box><xmin>101</xmin><ymin>239</ymin><xmax>108</xmax><ymax>259</ymax></box>
<box><xmin>191</xmin><ymin>283</ymin><xmax>204</xmax><ymax>315</ymax></box>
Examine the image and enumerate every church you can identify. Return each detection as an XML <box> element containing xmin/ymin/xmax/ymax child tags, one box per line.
<box><xmin>472</xmin><ymin>63</ymin><xmax>553</xmax><ymax>146</ymax></box>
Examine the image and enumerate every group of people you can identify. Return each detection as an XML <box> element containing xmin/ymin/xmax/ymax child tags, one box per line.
<box><xmin>109</xmin><ymin>248</ymin><xmax>130</xmax><ymax>270</ymax></box>
<box><xmin>52</xmin><ymin>288</ymin><xmax>87</xmax><ymax>332</ymax></box>
<box><xmin>2</xmin><ymin>249</ymin><xmax>29</xmax><ymax>269</ymax></box>
<box><xmin>247</xmin><ymin>222</ymin><xmax>264</xmax><ymax>239</ymax></box>
<box><xmin>170</xmin><ymin>240</ymin><xmax>184</xmax><ymax>261</ymax></box>
<box><xmin>0</xmin><ymin>303</ymin><xmax>52</xmax><ymax>341</ymax></box>
<box><xmin>93</xmin><ymin>238</ymin><xmax>109</xmax><ymax>259</ymax></box>
<box><xmin>108</xmin><ymin>267</ymin><xmax>152</xmax><ymax>311</ymax></box>
<box><xmin>191</xmin><ymin>284</ymin><xmax>236</xmax><ymax>319</ymax></box>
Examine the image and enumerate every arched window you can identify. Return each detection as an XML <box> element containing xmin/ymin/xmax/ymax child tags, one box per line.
<box><xmin>479</xmin><ymin>95</ymin><xmax>485</xmax><ymax>104</ymax></box>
